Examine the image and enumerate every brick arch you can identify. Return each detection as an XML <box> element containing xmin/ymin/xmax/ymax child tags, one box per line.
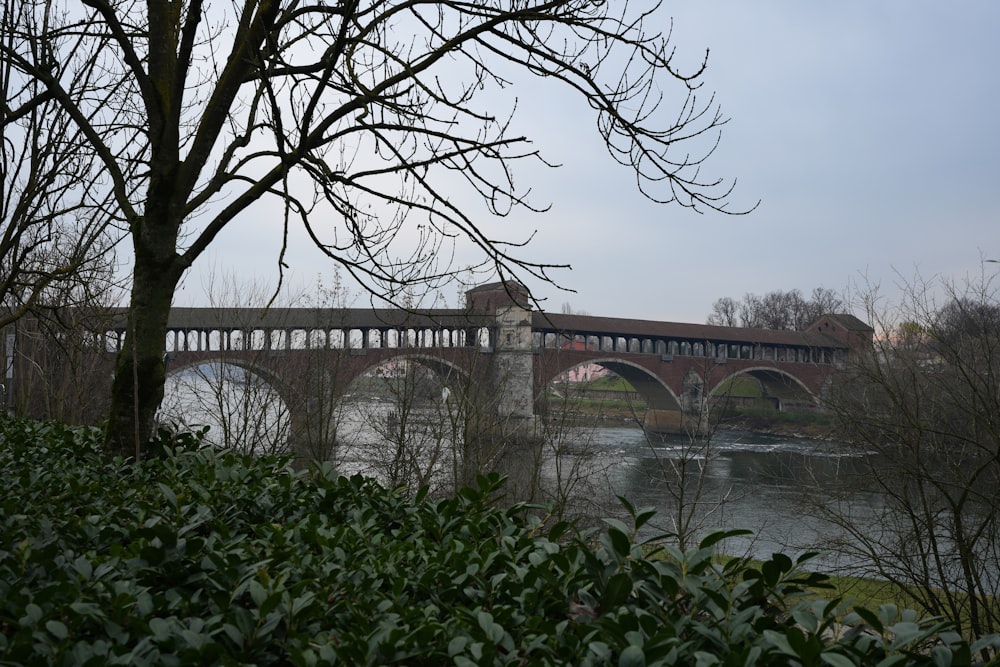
<box><xmin>538</xmin><ymin>357</ymin><xmax>683</xmax><ymax>413</ymax></box>
<box><xmin>163</xmin><ymin>356</ymin><xmax>296</xmax><ymax>411</ymax></box>
<box><xmin>161</xmin><ymin>347</ymin><xmax>485</xmax><ymax>401</ymax></box>
<box><xmin>343</xmin><ymin>353</ymin><xmax>474</xmax><ymax>394</ymax></box>
<box><xmin>708</xmin><ymin>366</ymin><xmax>819</xmax><ymax>404</ymax></box>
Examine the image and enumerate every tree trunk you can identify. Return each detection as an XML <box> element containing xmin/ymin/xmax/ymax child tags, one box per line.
<box><xmin>104</xmin><ymin>235</ymin><xmax>183</xmax><ymax>458</ymax></box>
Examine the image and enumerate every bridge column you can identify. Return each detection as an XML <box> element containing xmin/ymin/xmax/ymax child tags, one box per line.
<box><xmin>489</xmin><ymin>302</ymin><xmax>536</xmax><ymax>437</ymax></box>
<box><xmin>465</xmin><ymin>282</ymin><xmax>538</xmax><ymax>440</ymax></box>
<box><xmin>641</xmin><ymin>367</ymin><xmax>708</xmax><ymax>435</ymax></box>
<box><xmin>283</xmin><ymin>366</ymin><xmax>341</xmax><ymax>467</ymax></box>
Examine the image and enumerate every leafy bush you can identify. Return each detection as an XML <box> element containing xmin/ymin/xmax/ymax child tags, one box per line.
<box><xmin>1</xmin><ymin>417</ymin><xmax>997</xmax><ymax>665</ymax></box>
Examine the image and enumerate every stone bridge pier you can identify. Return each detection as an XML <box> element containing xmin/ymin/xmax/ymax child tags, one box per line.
<box><xmin>482</xmin><ymin>295</ymin><xmax>537</xmax><ymax>436</ymax></box>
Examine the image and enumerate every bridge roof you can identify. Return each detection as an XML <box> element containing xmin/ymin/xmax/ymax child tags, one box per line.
<box><xmin>87</xmin><ymin>307</ymin><xmax>495</xmax><ymax>331</ymax></box>
<box><xmin>65</xmin><ymin>306</ymin><xmax>850</xmax><ymax>349</ymax></box>
<box><xmin>532</xmin><ymin>312</ymin><xmax>850</xmax><ymax>349</ymax></box>
<box><xmin>165</xmin><ymin>307</ymin><xmax>496</xmax><ymax>330</ymax></box>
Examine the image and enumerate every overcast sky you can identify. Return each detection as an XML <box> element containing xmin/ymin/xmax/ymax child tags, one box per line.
<box><xmin>178</xmin><ymin>1</ymin><xmax>1000</xmax><ymax>324</ymax></box>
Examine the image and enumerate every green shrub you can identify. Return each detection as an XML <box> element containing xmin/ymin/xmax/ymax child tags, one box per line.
<box><xmin>1</xmin><ymin>417</ymin><xmax>996</xmax><ymax>665</ymax></box>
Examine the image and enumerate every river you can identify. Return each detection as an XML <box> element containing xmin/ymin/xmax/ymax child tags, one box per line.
<box><xmin>161</xmin><ymin>369</ymin><xmax>872</xmax><ymax>567</ymax></box>
<box><xmin>332</xmin><ymin>416</ymin><xmax>879</xmax><ymax>568</ymax></box>
<box><xmin>587</xmin><ymin>426</ymin><xmax>873</xmax><ymax>564</ymax></box>
<box><xmin>327</xmin><ymin>407</ymin><xmax>871</xmax><ymax>565</ymax></box>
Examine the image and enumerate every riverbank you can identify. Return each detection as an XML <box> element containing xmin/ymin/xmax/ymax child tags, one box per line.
<box><xmin>716</xmin><ymin>412</ymin><xmax>839</xmax><ymax>440</ymax></box>
<box><xmin>555</xmin><ymin>378</ymin><xmax>840</xmax><ymax>441</ymax></box>
<box><xmin>545</xmin><ymin>404</ymin><xmax>839</xmax><ymax>441</ymax></box>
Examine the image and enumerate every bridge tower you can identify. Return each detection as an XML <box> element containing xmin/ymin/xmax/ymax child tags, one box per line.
<box><xmin>466</xmin><ymin>282</ymin><xmax>537</xmax><ymax>436</ymax></box>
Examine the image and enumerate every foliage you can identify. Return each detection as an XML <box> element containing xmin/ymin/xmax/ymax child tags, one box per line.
<box><xmin>2</xmin><ymin>417</ymin><xmax>997</xmax><ymax>665</ymax></box>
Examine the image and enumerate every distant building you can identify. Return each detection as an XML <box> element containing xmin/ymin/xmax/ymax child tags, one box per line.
<box><xmin>555</xmin><ymin>338</ymin><xmax>610</xmax><ymax>383</ymax></box>
<box><xmin>806</xmin><ymin>314</ymin><xmax>875</xmax><ymax>350</ymax></box>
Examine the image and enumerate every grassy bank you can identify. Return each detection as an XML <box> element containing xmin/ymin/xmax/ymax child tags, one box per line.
<box><xmin>545</xmin><ymin>389</ymin><xmax>838</xmax><ymax>439</ymax></box>
<box><xmin>716</xmin><ymin>408</ymin><xmax>838</xmax><ymax>439</ymax></box>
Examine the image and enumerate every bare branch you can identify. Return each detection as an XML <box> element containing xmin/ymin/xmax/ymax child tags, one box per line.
<box><xmin>1</xmin><ymin>0</ymin><xmax>751</xmax><ymax>451</ymax></box>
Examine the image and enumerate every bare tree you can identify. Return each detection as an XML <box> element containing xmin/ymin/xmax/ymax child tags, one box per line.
<box><xmin>0</xmin><ymin>0</ymin><xmax>748</xmax><ymax>455</ymax></box>
<box><xmin>7</xmin><ymin>303</ymin><xmax>122</xmax><ymax>423</ymax></box>
<box><xmin>337</xmin><ymin>332</ymin><xmax>519</xmax><ymax>497</ymax></box>
<box><xmin>633</xmin><ymin>356</ymin><xmax>747</xmax><ymax>551</ymax></box>
<box><xmin>708</xmin><ymin>288</ymin><xmax>843</xmax><ymax>330</ymax></box>
<box><xmin>161</xmin><ymin>362</ymin><xmax>291</xmax><ymax>453</ymax></box>
<box><xmin>0</xmin><ymin>0</ymin><xmax>119</xmax><ymax>327</ymax></box>
<box><xmin>344</xmin><ymin>359</ymin><xmax>454</xmax><ymax>491</ymax></box>
<box><xmin>806</xmin><ymin>287</ymin><xmax>843</xmax><ymax>325</ymax></box>
<box><xmin>744</xmin><ymin>290</ymin><xmax>803</xmax><ymax>330</ymax></box>
<box><xmin>529</xmin><ymin>381</ymin><xmax>617</xmax><ymax>526</ymax></box>
<box><xmin>273</xmin><ymin>272</ymin><xmax>358</xmax><ymax>463</ymax></box>
<box><xmin>157</xmin><ymin>269</ymin><xmax>359</xmax><ymax>460</ymax></box>
<box><xmin>706</xmin><ymin>296</ymin><xmax>739</xmax><ymax>327</ymax></box>
<box><xmin>821</xmin><ymin>270</ymin><xmax>1000</xmax><ymax>643</ymax></box>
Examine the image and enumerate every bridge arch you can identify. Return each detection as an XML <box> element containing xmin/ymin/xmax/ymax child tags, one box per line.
<box><xmin>708</xmin><ymin>366</ymin><xmax>820</xmax><ymax>411</ymax></box>
<box><xmin>334</xmin><ymin>352</ymin><xmax>487</xmax><ymax>486</ymax></box>
<box><xmin>162</xmin><ymin>355</ymin><xmax>313</xmax><ymax>424</ymax></box>
<box><xmin>159</xmin><ymin>357</ymin><xmax>294</xmax><ymax>453</ymax></box>
<box><xmin>540</xmin><ymin>357</ymin><xmax>684</xmax><ymax>415</ymax></box>
<box><xmin>164</xmin><ymin>355</ymin><xmax>291</xmax><ymax>398</ymax></box>
<box><xmin>346</xmin><ymin>352</ymin><xmax>473</xmax><ymax>392</ymax></box>
<box><xmin>339</xmin><ymin>353</ymin><xmax>479</xmax><ymax>433</ymax></box>
<box><xmin>589</xmin><ymin>359</ymin><xmax>682</xmax><ymax>413</ymax></box>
